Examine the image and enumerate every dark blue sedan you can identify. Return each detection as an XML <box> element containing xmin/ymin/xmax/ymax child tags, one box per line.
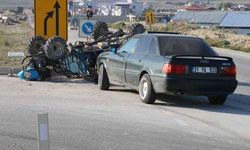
<box><xmin>97</xmin><ymin>33</ymin><xmax>238</xmax><ymax>105</ymax></box>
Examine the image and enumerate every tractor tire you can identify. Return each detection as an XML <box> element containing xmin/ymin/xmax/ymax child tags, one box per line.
<box><xmin>93</xmin><ymin>21</ymin><xmax>109</xmax><ymax>41</ymax></box>
<box><xmin>128</xmin><ymin>23</ymin><xmax>146</xmax><ymax>37</ymax></box>
<box><xmin>27</xmin><ymin>36</ymin><xmax>46</xmax><ymax>56</ymax></box>
<box><xmin>44</xmin><ymin>37</ymin><xmax>68</xmax><ymax>62</ymax></box>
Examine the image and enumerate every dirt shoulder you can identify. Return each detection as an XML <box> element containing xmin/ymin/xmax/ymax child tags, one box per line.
<box><xmin>0</xmin><ymin>22</ymin><xmax>33</xmax><ymax>67</ymax></box>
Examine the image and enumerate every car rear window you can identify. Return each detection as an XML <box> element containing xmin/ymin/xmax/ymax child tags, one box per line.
<box><xmin>158</xmin><ymin>36</ymin><xmax>217</xmax><ymax>56</ymax></box>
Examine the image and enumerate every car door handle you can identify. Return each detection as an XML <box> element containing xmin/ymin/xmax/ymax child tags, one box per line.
<box><xmin>139</xmin><ymin>59</ymin><xmax>143</xmax><ymax>63</ymax></box>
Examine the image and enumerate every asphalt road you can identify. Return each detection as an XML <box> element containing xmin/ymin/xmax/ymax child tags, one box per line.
<box><xmin>0</xmin><ymin>31</ymin><xmax>250</xmax><ymax>150</ymax></box>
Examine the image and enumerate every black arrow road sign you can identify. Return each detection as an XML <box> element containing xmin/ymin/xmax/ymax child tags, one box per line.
<box><xmin>44</xmin><ymin>11</ymin><xmax>54</xmax><ymax>35</ymax></box>
<box><xmin>54</xmin><ymin>1</ymin><xmax>61</xmax><ymax>36</ymax></box>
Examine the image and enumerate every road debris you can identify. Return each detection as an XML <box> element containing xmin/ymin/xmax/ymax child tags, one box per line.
<box><xmin>0</xmin><ymin>8</ymin><xmax>27</xmax><ymax>25</ymax></box>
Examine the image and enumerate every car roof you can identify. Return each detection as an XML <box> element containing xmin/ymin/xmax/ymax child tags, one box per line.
<box><xmin>134</xmin><ymin>33</ymin><xmax>201</xmax><ymax>40</ymax></box>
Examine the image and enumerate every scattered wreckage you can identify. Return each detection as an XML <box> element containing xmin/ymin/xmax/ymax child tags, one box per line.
<box><xmin>0</xmin><ymin>12</ymin><xmax>27</xmax><ymax>25</ymax></box>
<box><xmin>18</xmin><ymin>22</ymin><xmax>146</xmax><ymax>81</ymax></box>
<box><xmin>0</xmin><ymin>7</ymin><xmax>28</xmax><ymax>25</ymax></box>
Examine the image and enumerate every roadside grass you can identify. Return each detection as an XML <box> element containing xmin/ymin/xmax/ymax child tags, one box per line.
<box><xmin>0</xmin><ymin>23</ymin><xmax>33</xmax><ymax>67</ymax></box>
<box><xmin>1</xmin><ymin>21</ymin><xmax>249</xmax><ymax>67</ymax></box>
<box><xmin>156</xmin><ymin>22</ymin><xmax>250</xmax><ymax>53</ymax></box>
<box><xmin>110</xmin><ymin>21</ymin><xmax>250</xmax><ymax>53</ymax></box>
<box><xmin>155</xmin><ymin>22</ymin><xmax>200</xmax><ymax>33</ymax></box>
<box><xmin>109</xmin><ymin>21</ymin><xmax>127</xmax><ymax>30</ymax></box>
<box><xmin>205</xmin><ymin>36</ymin><xmax>250</xmax><ymax>53</ymax></box>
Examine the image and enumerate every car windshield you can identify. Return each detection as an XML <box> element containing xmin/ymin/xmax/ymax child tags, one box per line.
<box><xmin>158</xmin><ymin>36</ymin><xmax>217</xmax><ymax>56</ymax></box>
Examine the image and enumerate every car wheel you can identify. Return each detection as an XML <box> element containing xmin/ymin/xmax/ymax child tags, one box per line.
<box><xmin>208</xmin><ymin>95</ymin><xmax>227</xmax><ymax>105</ymax></box>
<box><xmin>139</xmin><ymin>74</ymin><xmax>156</xmax><ymax>104</ymax></box>
<box><xmin>98</xmin><ymin>64</ymin><xmax>110</xmax><ymax>90</ymax></box>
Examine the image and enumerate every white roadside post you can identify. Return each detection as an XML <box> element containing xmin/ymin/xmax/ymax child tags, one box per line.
<box><xmin>7</xmin><ymin>52</ymin><xmax>25</xmax><ymax>76</ymax></box>
<box><xmin>37</xmin><ymin>113</ymin><xmax>50</xmax><ymax>150</ymax></box>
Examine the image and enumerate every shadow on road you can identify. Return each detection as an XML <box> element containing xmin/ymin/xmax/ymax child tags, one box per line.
<box><xmin>44</xmin><ymin>77</ymin><xmax>250</xmax><ymax>116</ymax></box>
<box><xmin>105</xmin><ymin>86</ymin><xmax>250</xmax><ymax>116</ymax></box>
<box><xmin>47</xmin><ymin>76</ymin><xmax>96</xmax><ymax>84</ymax></box>
<box><xmin>108</xmin><ymin>88</ymin><xmax>138</xmax><ymax>94</ymax></box>
<box><xmin>155</xmin><ymin>94</ymin><xmax>250</xmax><ymax>116</ymax></box>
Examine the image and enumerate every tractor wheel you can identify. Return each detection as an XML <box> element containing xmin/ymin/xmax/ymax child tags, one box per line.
<box><xmin>93</xmin><ymin>21</ymin><xmax>109</xmax><ymax>41</ymax></box>
<box><xmin>128</xmin><ymin>23</ymin><xmax>146</xmax><ymax>37</ymax></box>
<box><xmin>44</xmin><ymin>37</ymin><xmax>68</xmax><ymax>62</ymax></box>
<box><xmin>27</xmin><ymin>36</ymin><xmax>46</xmax><ymax>56</ymax></box>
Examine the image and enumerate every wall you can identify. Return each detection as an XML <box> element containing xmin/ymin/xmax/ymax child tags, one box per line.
<box><xmin>131</xmin><ymin>2</ymin><xmax>144</xmax><ymax>17</ymax></box>
<box><xmin>227</xmin><ymin>28</ymin><xmax>250</xmax><ymax>35</ymax></box>
<box><xmin>74</xmin><ymin>15</ymin><xmax>128</xmax><ymax>24</ymax></box>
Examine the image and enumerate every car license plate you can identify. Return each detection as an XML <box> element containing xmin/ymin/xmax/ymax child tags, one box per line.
<box><xmin>192</xmin><ymin>67</ymin><xmax>217</xmax><ymax>74</ymax></box>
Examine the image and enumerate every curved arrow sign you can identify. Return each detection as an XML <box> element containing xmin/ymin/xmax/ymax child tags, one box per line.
<box><xmin>44</xmin><ymin>11</ymin><xmax>54</xmax><ymax>35</ymax></box>
<box><xmin>35</xmin><ymin>0</ymin><xmax>68</xmax><ymax>40</ymax></box>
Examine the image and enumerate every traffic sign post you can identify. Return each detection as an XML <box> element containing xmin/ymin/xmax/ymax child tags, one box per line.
<box><xmin>35</xmin><ymin>0</ymin><xmax>68</xmax><ymax>40</ymax></box>
<box><xmin>145</xmin><ymin>11</ymin><xmax>155</xmax><ymax>31</ymax></box>
<box><xmin>79</xmin><ymin>20</ymin><xmax>96</xmax><ymax>38</ymax></box>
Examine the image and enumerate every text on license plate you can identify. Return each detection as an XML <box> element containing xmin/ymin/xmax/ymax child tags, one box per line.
<box><xmin>192</xmin><ymin>67</ymin><xmax>217</xmax><ymax>73</ymax></box>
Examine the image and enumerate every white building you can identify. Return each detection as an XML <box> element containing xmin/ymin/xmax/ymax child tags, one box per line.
<box><xmin>111</xmin><ymin>6</ymin><xmax>122</xmax><ymax>16</ymax></box>
<box><xmin>130</xmin><ymin>1</ymin><xmax>150</xmax><ymax>17</ymax></box>
<box><xmin>94</xmin><ymin>0</ymin><xmax>149</xmax><ymax>17</ymax></box>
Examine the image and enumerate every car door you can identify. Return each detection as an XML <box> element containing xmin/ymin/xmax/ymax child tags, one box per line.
<box><xmin>107</xmin><ymin>38</ymin><xmax>139</xmax><ymax>83</ymax></box>
<box><xmin>125</xmin><ymin>36</ymin><xmax>153</xmax><ymax>87</ymax></box>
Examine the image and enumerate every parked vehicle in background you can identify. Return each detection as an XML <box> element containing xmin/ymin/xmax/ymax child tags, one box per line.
<box><xmin>97</xmin><ymin>33</ymin><xmax>238</xmax><ymax>105</ymax></box>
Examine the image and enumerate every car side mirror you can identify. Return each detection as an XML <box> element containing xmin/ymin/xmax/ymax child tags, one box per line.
<box><xmin>110</xmin><ymin>47</ymin><xmax>117</xmax><ymax>54</ymax></box>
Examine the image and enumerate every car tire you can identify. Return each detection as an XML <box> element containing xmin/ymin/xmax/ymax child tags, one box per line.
<box><xmin>139</xmin><ymin>74</ymin><xmax>156</xmax><ymax>104</ymax></box>
<box><xmin>98</xmin><ymin>64</ymin><xmax>110</xmax><ymax>90</ymax></box>
<box><xmin>208</xmin><ymin>95</ymin><xmax>227</xmax><ymax>105</ymax></box>
<box><xmin>27</xmin><ymin>36</ymin><xmax>46</xmax><ymax>56</ymax></box>
<box><xmin>44</xmin><ymin>37</ymin><xmax>68</xmax><ymax>62</ymax></box>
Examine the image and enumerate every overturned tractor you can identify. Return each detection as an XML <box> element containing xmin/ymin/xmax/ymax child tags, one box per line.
<box><xmin>19</xmin><ymin>22</ymin><xmax>146</xmax><ymax>81</ymax></box>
